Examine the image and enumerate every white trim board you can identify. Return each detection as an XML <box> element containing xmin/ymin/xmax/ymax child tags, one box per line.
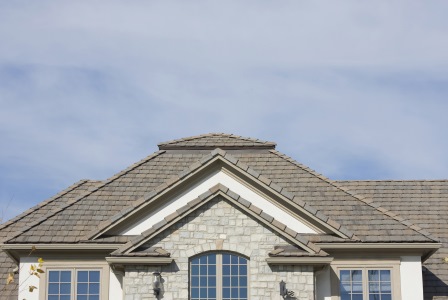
<box><xmin>120</xmin><ymin>170</ymin><xmax>319</xmax><ymax>235</ymax></box>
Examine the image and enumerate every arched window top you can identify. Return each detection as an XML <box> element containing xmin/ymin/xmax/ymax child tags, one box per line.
<box><xmin>190</xmin><ymin>252</ymin><xmax>248</xmax><ymax>300</ymax></box>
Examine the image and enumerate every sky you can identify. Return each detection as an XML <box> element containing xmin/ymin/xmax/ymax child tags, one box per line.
<box><xmin>1</xmin><ymin>1</ymin><xmax>448</xmax><ymax>222</ymax></box>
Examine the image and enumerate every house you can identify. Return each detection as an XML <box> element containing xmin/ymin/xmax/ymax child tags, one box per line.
<box><xmin>0</xmin><ymin>133</ymin><xmax>447</xmax><ymax>300</ymax></box>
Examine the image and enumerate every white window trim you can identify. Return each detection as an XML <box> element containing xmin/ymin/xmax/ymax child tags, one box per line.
<box><xmin>330</xmin><ymin>259</ymin><xmax>402</xmax><ymax>300</ymax></box>
<box><xmin>189</xmin><ymin>251</ymin><xmax>250</xmax><ymax>300</ymax></box>
<box><xmin>39</xmin><ymin>262</ymin><xmax>110</xmax><ymax>300</ymax></box>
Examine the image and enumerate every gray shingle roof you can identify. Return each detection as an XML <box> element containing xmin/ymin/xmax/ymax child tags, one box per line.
<box><xmin>158</xmin><ymin>133</ymin><xmax>276</xmax><ymax>150</ymax></box>
<box><xmin>336</xmin><ymin>180</ymin><xmax>448</xmax><ymax>300</ymax></box>
<box><xmin>0</xmin><ymin>180</ymin><xmax>100</xmax><ymax>299</ymax></box>
<box><xmin>4</xmin><ymin>148</ymin><xmax>435</xmax><ymax>245</ymax></box>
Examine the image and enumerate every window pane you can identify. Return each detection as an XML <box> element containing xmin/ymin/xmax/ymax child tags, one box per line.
<box><xmin>60</xmin><ymin>283</ymin><xmax>71</xmax><ymax>294</ymax></box>
<box><xmin>380</xmin><ymin>270</ymin><xmax>391</xmax><ymax>281</ymax></box>
<box><xmin>77</xmin><ymin>296</ymin><xmax>88</xmax><ymax>300</ymax></box>
<box><xmin>90</xmin><ymin>283</ymin><xmax>100</xmax><ymax>294</ymax></box>
<box><xmin>340</xmin><ymin>294</ymin><xmax>350</xmax><ymax>300</ymax></box>
<box><xmin>191</xmin><ymin>288</ymin><xmax>199</xmax><ymax>298</ymax></box>
<box><xmin>231</xmin><ymin>255</ymin><xmax>238</xmax><ymax>264</ymax></box>
<box><xmin>352</xmin><ymin>295</ymin><xmax>363</xmax><ymax>300</ymax></box>
<box><xmin>208</xmin><ymin>276</ymin><xmax>216</xmax><ymax>286</ymax></box>
<box><xmin>223</xmin><ymin>276</ymin><xmax>230</xmax><ymax>287</ymax></box>
<box><xmin>369</xmin><ymin>282</ymin><xmax>379</xmax><ymax>293</ymax></box>
<box><xmin>88</xmin><ymin>296</ymin><xmax>99</xmax><ymax>300</ymax></box>
<box><xmin>208</xmin><ymin>254</ymin><xmax>216</xmax><ymax>264</ymax></box>
<box><xmin>340</xmin><ymin>282</ymin><xmax>351</xmax><ymax>293</ymax></box>
<box><xmin>222</xmin><ymin>265</ymin><xmax>230</xmax><ymax>275</ymax></box>
<box><xmin>191</xmin><ymin>276</ymin><xmax>199</xmax><ymax>286</ymax></box>
<box><xmin>89</xmin><ymin>271</ymin><xmax>100</xmax><ymax>282</ymax></box>
<box><xmin>49</xmin><ymin>271</ymin><xmax>59</xmax><ymax>282</ymax></box>
<box><xmin>208</xmin><ymin>265</ymin><xmax>216</xmax><ymax>275</ymax></box>
<box><xmin>208</xmin><ymin>288</ymin><xmax>216</xmax><ymax>297</ymax></box>
<box><xmin>368</xmin><ymin>270</ymin><xmax>379</xmax><ymax>281</ymax></box>
<box><xmin>191</xmin><ymin>265</ymin><xmax>199</xmax><ymax>275</ymax></box>
<box><xmin>223</xmin><ymin>288</ymin><xmax>230</xmax><ymax>298</ymax></box>
<box><xmin>352</xmin><ymin>270</ymin><xmax>362</xmax><ymax>281</ymax></box>
<box><xmin>382</xmin><ymin>295</ymin><xmax>392</xmax><ymax>300</ymax></box>
<box><xmin>369</xmin><ymin>295</ymin><xmax>380</xmax><ymax>300</ymax></box>
<box><xmin>60</xmin><ymin>271</ymin><xmax>71</xmax><ymax>282</ymax></box>
<box><xmin>340</xmin><ymin>270</ymin><xmax>350</xmax><ymax>281</ymax></box>
<box><xmin>60</xmin><ymin>296</ymin><xmax>71</xmax><ymax>300</ymax></box>
<box><xmin>200</xmin><ymin>276</ymin><xmax>207</xmax><ymax>286</ymax></box>
<box><xmin>353</xmin><ymin>282</ymin><xmax>363</xmax><ymax>293</ymax></box>
<box><xmin>78</xmin><ymin>283</ymin><xmax>88</xmax><ymax>294</ymax></box>
<box><xmin>223</xmin><ymin>254</ymin><xmax>230</xmax><ymax>264</ymax></box>
<box><xmin>78</xmin><ymin>271</ymin><xmax>88</xmax><ymax>282</ymax></box>
<box><xmin>48</xmin><ymin>283</ymin><xmax>59</xmax><ymax>294</ymax></box>
<box><xmin>240</xmin><ymin>276</ymin><xmax>247</xmax><ymax>286</ymax></box>
<box><xmin>381</xmin><ymin>282</ymin><xmax>392</xmax><ymax>293</ymax></box>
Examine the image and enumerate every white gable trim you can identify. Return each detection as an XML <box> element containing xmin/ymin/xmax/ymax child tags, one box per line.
<box><xmin>120</xmin><ymin>170</ymin><xmax>319</xmax><ymax>235</ymax></box>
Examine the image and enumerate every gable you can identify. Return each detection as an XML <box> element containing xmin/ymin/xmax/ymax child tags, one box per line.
<box><xmin>132</xmin><ymin>195</ymin><xmax>307</xmax><ymax>258</ymax></box>
<box><xmin>118</xmin><ymin>169</ymin><xmax>320</xmax><ymax>236</ymax></box>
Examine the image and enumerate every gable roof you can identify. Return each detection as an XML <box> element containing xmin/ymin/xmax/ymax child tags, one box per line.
<box><xmin>86</xmin><ymin>148</ymin><xmax>356</xmax><ymax>242</ymax></box>
<box><xmin>158</xmin><ymin>133</ymin><xmax>276</xmax><ymax>150</ymax></box>
<box><xmin>112</xmin><ymin>184</ymin><xmax>328</xmax><ymax>257</ymax></box>
<box><xmin>2</xmin><ymin>134</ymin><xmax>438</xmax><ymax>246</ymax></box>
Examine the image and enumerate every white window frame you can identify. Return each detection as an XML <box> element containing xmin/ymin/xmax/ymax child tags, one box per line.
<box><xmin>189</xmin><ymin>251</ymin><xmax>250</xmax><ymax>300</ymax></box>
<box><xmin>39</xmin><ymin>262</ymin><xmax>110</xmax><ymax>300</ymax></box>
<box><xmin>330</xmin><ymin>259</ymin><xmax>402</xmax><ymax>300</ymax></box>
<box><xmin>338</xmin><ymin>268</ymin><xmax>393</xmax><ymax>300</ymax></box>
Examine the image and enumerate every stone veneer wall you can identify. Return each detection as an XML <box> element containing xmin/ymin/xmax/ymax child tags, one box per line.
<box><xmin>123</xmin><ymin>196</ymin><xmax>314</xmax><ymax>300</ymax></box>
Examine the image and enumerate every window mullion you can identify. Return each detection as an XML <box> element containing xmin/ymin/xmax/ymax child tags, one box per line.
<box><xmin>217</xmin><ymin>254</ymin><xmax>222</xmax><ymax>300</ymax></box>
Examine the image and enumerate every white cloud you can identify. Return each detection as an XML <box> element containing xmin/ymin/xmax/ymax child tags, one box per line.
<box><xmin>1</xmin><ymin>1</ymin><xmax>448</xmax><ymax>221</ymax></box>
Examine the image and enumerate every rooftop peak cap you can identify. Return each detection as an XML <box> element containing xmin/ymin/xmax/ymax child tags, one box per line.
<box><xmin>158</xmin><ymin>133</ymin><xmax>276</xmax><ymax>150</ymax></box>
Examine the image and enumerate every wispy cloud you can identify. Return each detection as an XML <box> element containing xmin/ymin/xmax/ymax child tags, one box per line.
<box><xmin>1</xmin><ymin>1</ymin><xmax>448</xmax><ymax>221</ymax></box>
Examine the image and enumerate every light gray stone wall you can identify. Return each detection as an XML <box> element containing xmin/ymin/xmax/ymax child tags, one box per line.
<box><xmin>123</xmin><ymin>196</ymin><xmax>314</xmax><ymax>300</ymax></box>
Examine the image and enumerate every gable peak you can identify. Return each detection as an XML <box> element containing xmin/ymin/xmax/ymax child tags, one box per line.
<box><xmin>158</xmin><ymin>133</ymin><xmax>276</xmax><ymax>150</ymax></box>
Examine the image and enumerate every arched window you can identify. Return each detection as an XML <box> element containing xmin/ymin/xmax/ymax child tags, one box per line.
<box><xmin>190</xmin><ymin>252</ymin><xmax>248</xmax><ymax>300</ymax></box>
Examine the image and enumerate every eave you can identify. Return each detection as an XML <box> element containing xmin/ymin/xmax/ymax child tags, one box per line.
<box><xmin>266</xmin><ymin>256</ymin><xmax>334</xmax><ymax>265</ymax></box>
<box><xmin>106</xmin><ymin>256</ymin><xmax>173</xmax><ymax>265</ymax></box>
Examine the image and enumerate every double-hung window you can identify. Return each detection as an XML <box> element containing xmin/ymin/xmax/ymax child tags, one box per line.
<box><xmin>190</xmin><ymin>252</ymin><xmax>248</xmax><ymax>300</ymax></box>
<box><xmin>339</xmin><ymin>269</ymin><xmax>392</xmax><ymax>300</ymax></box>
<box><xmin>47</xmin><ymin>269</ymin><xmax>101</xmax><ymax>300</ymax></box>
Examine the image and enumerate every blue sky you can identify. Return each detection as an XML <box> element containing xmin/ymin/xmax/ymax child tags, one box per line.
<box><xmin>1</xmin><ymin>1</ymin><xmax>448</xmax><ymax>222</ymax></box>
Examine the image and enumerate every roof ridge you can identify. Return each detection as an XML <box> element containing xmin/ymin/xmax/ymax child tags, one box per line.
<box><xmin>113</xmin><ymin>184</ymin><xmax>328</xmax><ymax>256</ymax></box>
<box><xmin>85</xmin><ymin>148</ymin><xmax>357</xmax><ymax>242</ymax></box>
<box><xmin>0</xmin><ymin>179</ymin><xmax>99</xmax><ymax>232</ymax></box>
<box><xmin>3</xmin><ymin>151</ymin><xmax>166</xmax><ymax>244</ymax></box>
<box><xmin>157</xmin><ymin>133</ymin><xmax>276</xmax><ymax>150</ymax></box>
<box><xmin>269</xmin><ymin>150</ymin><xmax>439</xmax><ymax>243</ymax></box>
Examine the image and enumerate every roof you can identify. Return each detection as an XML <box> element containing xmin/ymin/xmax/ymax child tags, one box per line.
<box><xmin>2</xmin><ymin>134</ymin><xmax>436</xmax><ymax>245</ymax></box>
<box><xmin>336</xmin><ymin>180</ymin><xmax>448</xmax><ymax>300</ymax></box>
<box><xmin>0</xmin><ymin>180</ymin><xmax>100</xmax><ymax>299</ymax></box>
<box><xmin>158</xmin><ymin>133</ymin><xmax>276</xmax><ymax>150</ymax></box>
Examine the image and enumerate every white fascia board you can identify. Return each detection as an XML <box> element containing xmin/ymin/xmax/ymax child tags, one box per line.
<box><xmin>266</xmin><ymin>257</ymin><xmax>333</xmax><ymax>265</ymax></box>
<box><xmin>106</xmin><ymin>257</ymin><xmax>173</xmax><ymax>265</ymax></box>
<box><xmin>121</xmin><ymin>170</ymin><xmax>318</xmax><ymax>235</ymax></box>
<box><xmin>0</xmin><ymin>244</ymin><xmax>121</xmax><ymax>250</ymax></box>
<box><xmin>318</xmin><ymin>243</ymin><xmax>442</xmax><ymax>250</ymax></box>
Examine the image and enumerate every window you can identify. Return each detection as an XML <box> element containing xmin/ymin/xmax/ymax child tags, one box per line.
<box><xmin>190</xmin><ymin>252</ymin><xmax>248</xmax><ymax>300</ymax></box>
<box><xmin>47</xmin><ymin>269</ymin><xmax>101</xmax><ymax>300</ymax></box>
<box><xmin>340</xmin><ymin>269</ymin><xmax>392</xmax><ymax>300</ymax></box>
